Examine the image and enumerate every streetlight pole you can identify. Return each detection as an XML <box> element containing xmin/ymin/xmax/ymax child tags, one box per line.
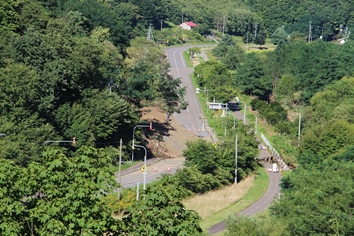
<box><xmin>132</xmin><ymin>124</ymin><xmax>151</xmax><ymax>162</ymax></box>
<box><xmin>317</xmin><ymin>26</ymin><xmax>324</xmax><ymax>39</ymax></box>
<box><xmin>134</xmin><ymin>144</ymin><xmax>147</xmax><ymax>191</ymax></box>
<box><xmin>204</xmin><ymin>87</ymin><xmax>209</xmax><ymax>112</ymax></box>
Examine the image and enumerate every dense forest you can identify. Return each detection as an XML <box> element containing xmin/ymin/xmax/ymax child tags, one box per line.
<box><xmin>2</xmin><ymin>0</ymin><xmax>354</xmax><ymax>235</ymax></box>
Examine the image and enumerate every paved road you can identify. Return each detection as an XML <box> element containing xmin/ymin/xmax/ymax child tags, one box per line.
<box><xmin>208</xmin><ymin>161</ymin><xmax>281</xmax><ymax>234</ymax></box>
<box><xmin>118</xmin><ymin>47</ymin><xmax>282</xmax><ymax>235</ymax></box>
<box><xmin>118</xmin><ymin>157</ymin><xmax>185</xmax><ymax>188</ymax></box>
<box><xmin>166</xmin><ymin>46</ymin><xmax>212</xmax><ymax>140</ymax></box>
<box><xmin>118</xmin><ymin>46</ymin><xmax>212</xmax><ymax>188</ymax></box>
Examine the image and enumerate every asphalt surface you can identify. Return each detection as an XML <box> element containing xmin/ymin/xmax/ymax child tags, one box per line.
<box><xmin>117</xmin><ymin>46</ymin><xmax>213</xmax><ymax>188</ymax></box>
<box><xmin>166</xmin><ymin>46</ymin><xmax>213</xmax><ymax>141</ymax></box>
<box><xmin>117</xmin><ymin>46</ymin><xmax>282</xmax><ymax>235</ymax></box>
<box><xmin>118</xmin><ymin>157</ymin><xmax>185</xmax><ymax>188</ymax></box>
<box><xmin>207</xmin><ymin>161</ymin><xmax>282</xmax><ymax>234</ymax></box>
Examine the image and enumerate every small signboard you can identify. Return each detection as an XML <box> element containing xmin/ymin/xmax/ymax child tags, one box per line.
<box><xmin>208</xmin><ymin>103</ymin><xmax>228</xmax><ymax>110</ymax></box>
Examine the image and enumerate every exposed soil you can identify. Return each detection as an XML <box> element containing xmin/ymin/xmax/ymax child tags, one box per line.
<box><xmin>140</xmin><ymin>106</ymin><xmax>198</xmax><ymax>158</ymax></box>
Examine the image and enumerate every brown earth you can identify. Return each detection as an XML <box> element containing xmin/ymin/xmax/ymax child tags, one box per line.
<box><xmin>140</xmin><ymin>106</ymin><xmax>198</xmax><ymax>158</ymax></box>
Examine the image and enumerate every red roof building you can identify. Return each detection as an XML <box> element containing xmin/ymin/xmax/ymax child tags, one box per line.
<box><xmin>179</xmin><ymin>21</ymin><xmax>198</xmax><ymax>30</ymax></box>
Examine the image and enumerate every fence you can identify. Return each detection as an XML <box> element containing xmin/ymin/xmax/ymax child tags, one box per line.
<box><xmin>261</xmin><ymin>133</ymin><xmax>290</xmax><ymax>171</ymax></box>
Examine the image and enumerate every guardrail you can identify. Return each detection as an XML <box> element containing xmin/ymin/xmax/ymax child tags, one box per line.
<box><xmin>261</xmin><ymin>132</ymin><xmax>290</xmax><ymax>171</ymax></box>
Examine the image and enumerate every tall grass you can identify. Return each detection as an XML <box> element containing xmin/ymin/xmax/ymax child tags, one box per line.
<box><xmin>182</xmin><ymin>175</ymin><xmax>255</xmax><ymax>219</ymax></box>
<box><xmin>199</xmin><ymin>167</ymin><xmax>269</xmax><ymax>231</ymax></box>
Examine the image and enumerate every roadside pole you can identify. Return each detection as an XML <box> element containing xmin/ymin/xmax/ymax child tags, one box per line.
<box><xmin>235</xmin><ymin>135</ymin><xmax>238</xmax><ymax>185</ymax></box>
<box><xmin>118</xmin><ymin>139</ymin><xmax>122</xmax><ymax>198</ymax></box>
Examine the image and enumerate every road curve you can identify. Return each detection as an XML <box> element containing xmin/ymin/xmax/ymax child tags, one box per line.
<box><xmin>208</xmin><ymin>161</ymin><xmax>281</xmax><ymax>234</ymax></box>
<box><xmin>118</xmin><ymin>46</ymin><xmax>212</xmax><ymax>188</ymax></box>
<box><xmin>118</xmin><ymin>46</ymin><xmax>281</xmax><ymax>235</ymax></box>
<box><xmin>166</xmin><ymin>47</ymin><xmax>211</xmax><ymax>140</ymax></box>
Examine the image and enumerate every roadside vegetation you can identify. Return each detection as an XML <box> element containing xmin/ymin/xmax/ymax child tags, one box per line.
<box><xmin>187</xmin><ymin>24</ymin><xmax>354</xmax><ymax>236</ymax></box>
<box><xmin>2</xmin><ymin>0</ymin><xmax>354</xmax><ymax>235</ymax></box>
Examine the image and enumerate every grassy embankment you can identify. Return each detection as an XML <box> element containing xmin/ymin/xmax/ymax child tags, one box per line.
<box><xmin>198</xmin><ymin>168</ymin><xmax>268</xmax><ymax>232</ymax></box>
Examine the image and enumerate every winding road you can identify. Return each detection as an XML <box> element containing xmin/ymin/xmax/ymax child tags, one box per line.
<box><xmin>118</xmin><ymin>45</ymin><xmax>282</xmax><ymax>235</ymax></box>
<box><xmin>166</xmin><ymin>46</ymin><xmax>211</xmax><ymax>139</ymax></box>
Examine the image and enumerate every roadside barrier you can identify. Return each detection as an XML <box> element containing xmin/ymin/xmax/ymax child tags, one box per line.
<box><xmin>261</xmin><ymin>133</ymin><xmax>290</xmax><ymax>171</ymax></box>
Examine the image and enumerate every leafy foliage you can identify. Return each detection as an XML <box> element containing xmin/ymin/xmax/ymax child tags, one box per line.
<box><xmin>225</xmin><ymin>214</ymin><xmax>287</xmax><ymax>236</ymax></box>
<box><xmin>270</xmin><ymin>26</ymin><xmax>288</xmax><ymax>45</ymax></box>
<box><xmin>271</xmin><ymin>158</ymin><xmax>354</xmax><ymax>235</ymax></box>
<box><xmin>0</xmin><ymin>147</ymin><xmax>121</xmax><ymax>235</ymax></box>
<box><xmin>183</xmin><ymin>130</ymin><xmax>259</xmax><ymax>186</ymax></box>
<box><xmin>250</xmin><ymin>100</ymin><xmax>288</xmax><ymax>125</ymax></box>
<box><xmin>120</xmin><ymin>186</ymin><xmax>203</xmax><ymax>235</ymax></box>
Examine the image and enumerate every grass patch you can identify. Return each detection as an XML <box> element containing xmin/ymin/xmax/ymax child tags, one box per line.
<box><xmin>199</xmin><ymin>167</ymin><xmax>269</xmax><ymax>231</ymax></box>
<box><xmin>182</xmin><ymin>51</ymin><xmax>193</xmax><ymax>67</ymax></box>
<box><xmin>205</xmin><ymin>50</ymin><xmax>216</xmax><ymax>61</ymax></box>
<box><xmin>183</xmin><ymin>175</ymin><xmax>255</xmax><ymax>219</ymax></box>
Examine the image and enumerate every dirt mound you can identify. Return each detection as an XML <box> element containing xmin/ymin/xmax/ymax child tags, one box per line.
<box><xmin>140</xmin><ymin>107</ymin><xmax>197</xmax><ymax>158</ymax></box>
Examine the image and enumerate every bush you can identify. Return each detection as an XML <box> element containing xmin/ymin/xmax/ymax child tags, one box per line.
<box><xmin>250</xmin><ymin>99</ymin><xmax>288</xmax><ymax>125</ymax></box>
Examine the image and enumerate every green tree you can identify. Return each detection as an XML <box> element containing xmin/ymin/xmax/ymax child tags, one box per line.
<box><xmin>271</xmin><ymin>159</ymin><xmax>354</xmax><ymax>235</ymax></box>
<box><xmin>0</xmin><ymin>63</ymin><xmax>42</xmax><ymax>115</ymax></box>
<box><xmin>270</xmin><ymin>26</ymin><xmax>288</xmax><ymax>45</ymax></box>
<box><xmin>0</xmin><ymin>113</ymin><xmax>59</xmax><ymax>166</ymax></box>
<box><xmin>310</xmin><ymin>76</ymin><xmax>354</xmax><ymax>125</ymax></box>
<box><xmin>254</xmin><ymin>30</ymin><xmax>266</xmax><ymax>47</ymax></box>
<box><xmin>0</xmin><ymin>147</ymin><xmax>121</xmax><ymax>235</ymax></box>
<box><xmin>212</xmin><ymin>34</ymin><xmax>236</xmax><ymax>58</ymax></box>
<box><xmin>55</xmin><ymin>91</ymin><xmax>138</xmax><ymax>147</ymax></box>
<box><xmin>301</xmin><ymin>120</ymin><xmax>354</xmax><ymax>159</ymax></box>
<box><xmin>121</xmin><ymin>186</ymin><xmax>203</xmax><ymax>235</ymax></box>
<box><xmin>235</xmin><ymin>53</ymin><xmax>270</xmax><ymax>99</ymax></box>
<box><xmin>220</xmin><ymin>45</ymin><xmax>244</xmax><ymax>70</ymax></box>
<box><xmin>183</xmin><ymin>139</ymin><xmax>218</xmax><ymax>174</ymax></box>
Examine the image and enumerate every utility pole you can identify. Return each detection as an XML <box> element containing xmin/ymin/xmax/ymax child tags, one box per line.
<box><xmin>255</xmin><ymin>116</ymin><xmax>258</xmax><ymax>137</ymax></box>
<box><xmin>147</xmin><ymin>24</ymin><xmax>154</xmax><ymax>43</ymax></box>
<box><xmin>243</xmin><ymin>104</ymin><xmax>246</xmax><ymax>124</ymax></box>
<box><xmin>246</xmin><ymin>32</ymin><xmax>249</xmax><ymax>52</ymax></box>
<box><xmin>254</xmin><ymin>24</ymin><xmax>258</xmax><ymax>46</ymax></box>
<box><xmin>235</xmin><ymin>135</ymin><xmax>238</xmax><ymax>185</ymax></box>
<box><xmin>298</xmin><ymin>113</ymin><xmax>302</xmax><ymax>147</ymax></box>
<box><xmin>222</xmin><ymin>15</ymin><xmax>226</xmax><ymax>38</ymax></box>
<box><xmin>182</xmin><ymin>11</ymin><xmax>183</xmax><ymax>24</ymax></box>
<box><xmin>118</xmin><ymin>139</ymin><xmax>122</xmax><ymax>198</ymax></box>
<box><xmin>308</xmin><ymin>21</ymin><xmax>312</xmax><ymax>42</ymax></box>
<box><xmin>136</xmin><ymin>182</ymin><xmax>140</xmax><ymax>200</ymax></box>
